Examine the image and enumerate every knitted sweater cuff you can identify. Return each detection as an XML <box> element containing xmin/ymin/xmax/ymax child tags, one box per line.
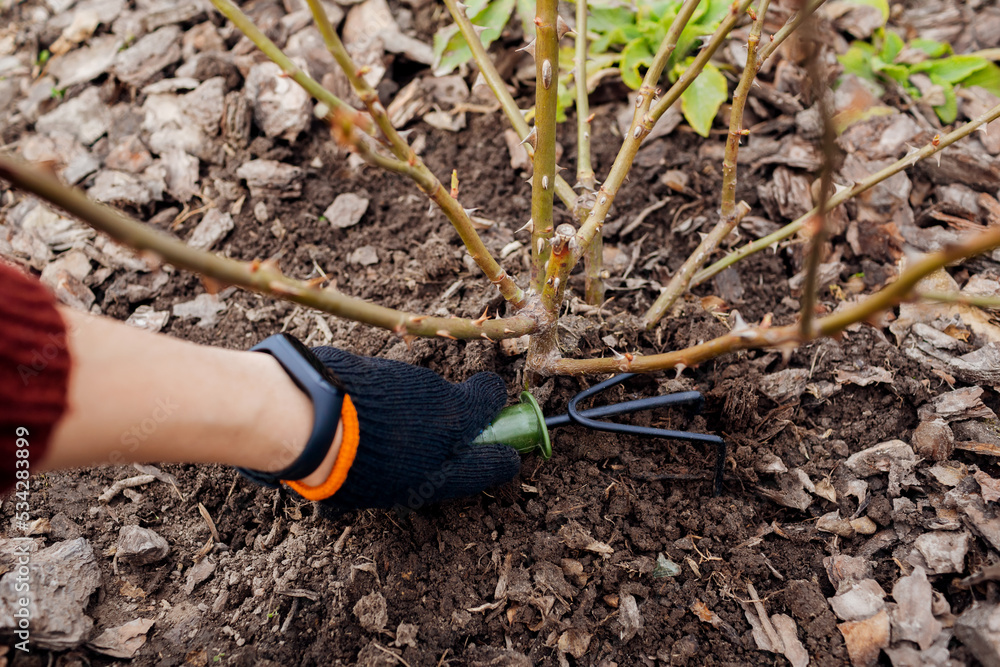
<box><xmin>0</xmin><ymin>261</ymin><xmax>70</xmax><ymax>494</ymax></box>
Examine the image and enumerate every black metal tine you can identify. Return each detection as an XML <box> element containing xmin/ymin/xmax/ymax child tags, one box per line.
<box><xmin>566</xmin><ymin>374</ymin><xmax>726</xmax><ymax>497</ymax></box>
<box><xmin>544</xmin><ymin>391</ymin><xmax>704</xmax><ymax>428</ymax></box>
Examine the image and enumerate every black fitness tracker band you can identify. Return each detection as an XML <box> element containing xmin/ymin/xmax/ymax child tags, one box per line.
<box><xmin>236</xmin><ymin>333</ymin><xmax>345</xmax><ymax>488</ymax></box>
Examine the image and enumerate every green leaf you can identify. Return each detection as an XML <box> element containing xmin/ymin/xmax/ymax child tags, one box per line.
<box><xmin>916</xmin><ymin>54</ymin><xmax>989</xmax><ymax>84</ymax></box>
<box><xmin>839</xmin><ymin>42</ymin><xmax>877</xmax><ymax>82</ymax></box>
<box><xmin>620</xmin><ymin>37</ymin><xmax>653</xmax><ymax>89</ymax></box>
<box><xmin>929</xmin><ymin>74</ymin><xmax>957</xmax><ymax>124</ymax></box>
<box><xmin>842</xmin><ymin>0</ymin><xmax>889</xmax><ymax>24</ymax></box>
<box><xmin>648</xmin><ymin>0</ymin><xmax>682</xmax><ymax>19</ymax></box>
<box><xmin>909</xmin><ymin>38</ymin><xmax>950</xmax><ymax>59</ymax></box>
<box><xmin>591</xmin><ymin>23</ymin><xmax>642</xmax><ymax>54</ymax></box>
<box><xmin>432</xmin><ymin>25</ymin><xmax>466</xmax><ymax>76</ymax></box>
<box><xmin>588</xmin><ymin>5</ymin><xmax>637</xmax><ymax>34</ymax></box>
<box><xmin>638</xmin><ymin>16</ymin><xmax>667</xmax><ymax>51</ymax></box>
<box><xmin>696</xmin><ymin>0</ymin><xmax>734</xmax><ymax>27</ymax></box>
<box><xmin>556</xmin><ymin>76</ymin><xmax>573</xmax><ymax>122</ymax></box>
<box><xmin>878</xmin><ymin>29</ymin><xmax>904</xmax><ymax>63</ymax></box>
<box><xmin>962</xmin><ymin>62</ymin><xmax>1000</xmax><ymax>97</ymax></box>
<box><xmin>431</xmin><ymin>0</ymin><xmax>516</xmax><ymax>76</ymax></box>
<box><xmin>680</xmin><ymin>60</ymin><xmax>727</xmax><ymax>137</ymax></box>
<box><xmin>871</xmin><ymin>57</ymin><xmax>910</xmax><ymax>86</ymax></box>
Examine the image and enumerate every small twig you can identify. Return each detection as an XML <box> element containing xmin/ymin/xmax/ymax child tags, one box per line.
<box><xmin>277</xmin><ymin>588</ymin><xmax>320</xmax><ymax>601</ymax></box>
<box><xmin>372</xmin><ymin>642</ymin><xmax>412</xmax><ymax>667</ymax></box>
<box><xmin>99</xmin><ymin>475</ymin><xmax>156</xmax><ymax>504</ymax></box>
<box><xmin>746</xmin><ymin>581</ymin><xmax>782</xmax><ymax>650</ymax></box>
<box><xmin>798</xmin><ymin>14</ymin><xmax>837</xmax><ymax>338</ymax></box>
<box><xmin>198</xmin><ymin>502</ymin><xmax>221</xmax><ymax>543</ymax></box>
<box><xmin>619</xmin><ymin>198</ymin><xmax>670</xmax><ymax>238</ymax></box>
<box><xmin>333</xmin><ymin>525</ymin><xmax>351</xmax><ymax>554</ymax></box>
<box><xmin>280</xmin><ymin>598</ymin><xmax>299</xmax><ymax>633</ymax></box>
<box><xmin>133</xmin><ymin>463</ymin><xmax>185</xmax><ymax>500</ymax></box>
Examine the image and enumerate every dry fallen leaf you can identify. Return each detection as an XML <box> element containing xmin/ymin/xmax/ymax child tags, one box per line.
<box><xmin>839</xmin><ymin>609</ymin><xmax>890</xmax><ymax>667</ymax></box>
<box><xmin>86</xmin><ymin>618</ymin><xmax>155</xmax><ymax>659</ymax></box>
<box><xmin>691</xmin><ymin>600</ymin><xmax>720</xmax><ymax>625</ymax></box>
<box><xmin>557</xmin><ymin>629</ymin><xmax>592</xmax><ymax>658</ymax></box>
<box><xmin>891</xmin><ymin>566</ymin><xmax>943</xmax><ymax>651</ymax></box>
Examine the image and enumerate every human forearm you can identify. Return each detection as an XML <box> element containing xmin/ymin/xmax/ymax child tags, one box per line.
<box><xmin>45</xmin><ymin>307</ymin><xmax>340</xmax><ymax>485</ymax></box>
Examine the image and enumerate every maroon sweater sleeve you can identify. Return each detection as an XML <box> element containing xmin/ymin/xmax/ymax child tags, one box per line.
<box><xmin>0</xmin><ymin>262</ymin><xmax>70</xmax><ymax>494</ymax></box>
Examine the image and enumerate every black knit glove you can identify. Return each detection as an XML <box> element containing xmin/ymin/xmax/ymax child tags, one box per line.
<box><xmin>305</xmin><ymin>347</ymin><xmax>520</xmax><ymax>511</ymax></box>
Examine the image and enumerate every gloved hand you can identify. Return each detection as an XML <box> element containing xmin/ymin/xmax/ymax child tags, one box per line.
<box><xmin>306</xmin><ymin>348</ymin><xmax>521</xmax><ymax>511</ymax></box>
<box><xmin>238</xmin><ymin>335</ymin><xmax>520</xmax><ymax>511</ymax></box>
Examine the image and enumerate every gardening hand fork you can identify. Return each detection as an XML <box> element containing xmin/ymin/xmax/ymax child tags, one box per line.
<box><xmin>474</xmin><ymin>373</ymin><xmax>727</xmax><ymax>496</ymax></box>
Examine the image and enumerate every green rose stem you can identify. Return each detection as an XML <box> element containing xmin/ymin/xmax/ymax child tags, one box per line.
<box><xmin>574</xmin><ymin>0</ymin><xmax>605</xmax><ymax>306</ymax></box>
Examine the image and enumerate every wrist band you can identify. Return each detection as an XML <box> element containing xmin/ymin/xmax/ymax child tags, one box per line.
<box><xmin>236</xmin><ymin>333</ymin><xmax>345</xmax><ymax>488</ymax></box>
<box><xmin>284</xmin><ymin>393</ymin><xmax>360</xmax><ymax>501</ymax></box>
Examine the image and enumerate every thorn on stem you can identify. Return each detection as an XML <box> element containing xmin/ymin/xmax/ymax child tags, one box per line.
<box><xmin>517</xmin><ymin>40</ymin><xmax>536</xmax><ymax>58</ymax></box>
<box><xmin>520</xmin><ymin>126</ymin><xmax>538</xmax><ymax>148</ymax></box>
<box><xmin>556</xmin><ymin>15</ymin><xmax>573</xmax><ymax>38</ymax></box>
<box><xmin>436</xmin><ymin>330</ymin><xmax>458</xmax><ymax>340</ymax></box>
